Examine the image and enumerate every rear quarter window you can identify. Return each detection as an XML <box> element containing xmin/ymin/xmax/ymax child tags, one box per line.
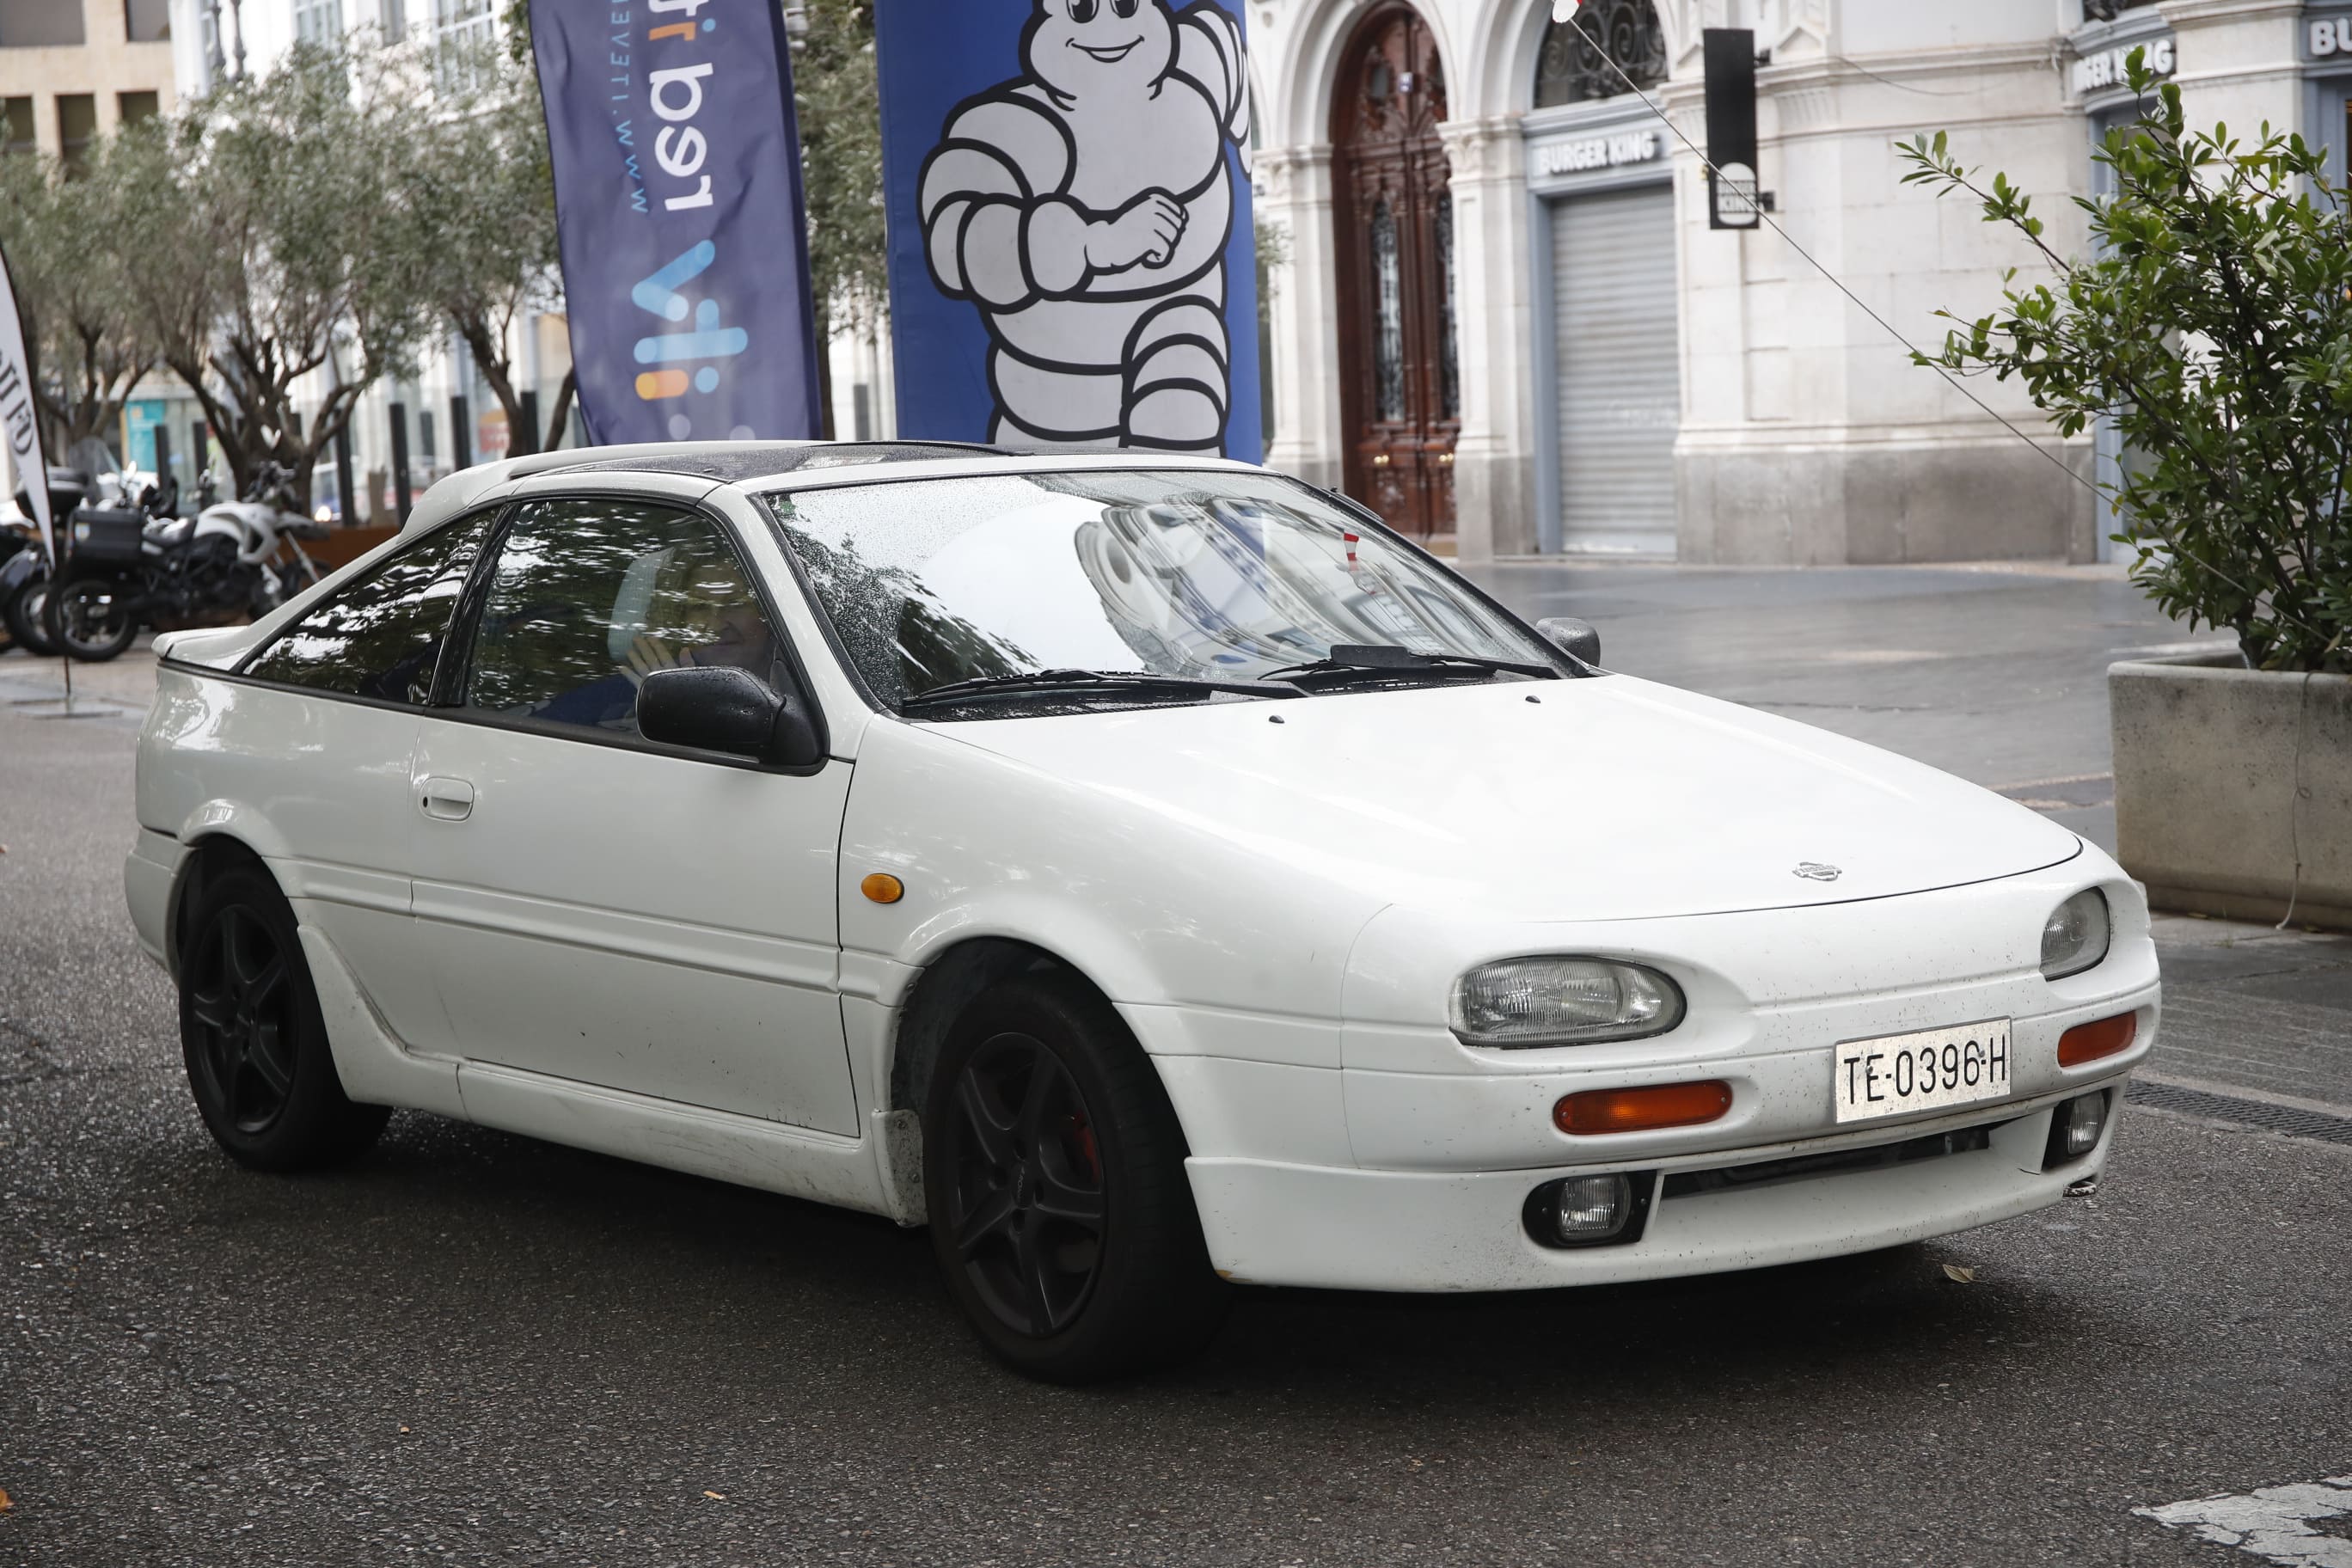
<box><xmin>241</xmin><ymin>511</ymin><xmax>495</xmax><ymax>704</ymax></box>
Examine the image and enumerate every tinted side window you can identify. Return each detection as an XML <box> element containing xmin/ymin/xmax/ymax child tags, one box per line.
<box><xmin>463</xmin><ymin>499</ymin><xmax>783</xmax><ymax>736</ymax></box>
<box><xmin>242</xmin><ymin>512</ymin><xmax>494</xmax><ymax>703</ymax></box>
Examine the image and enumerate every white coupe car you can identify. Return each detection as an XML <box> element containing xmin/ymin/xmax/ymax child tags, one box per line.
<box><xmin>126</xmin><ymin>443</ymin><xmax>2158</xmax><ymax>1381</ymax></box>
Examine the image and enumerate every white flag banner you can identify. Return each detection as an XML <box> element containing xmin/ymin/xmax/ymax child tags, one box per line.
<box><xmin>0</xmin><ymin>238</ymin><xmax>53</xmax><ymax>565</ymax></box>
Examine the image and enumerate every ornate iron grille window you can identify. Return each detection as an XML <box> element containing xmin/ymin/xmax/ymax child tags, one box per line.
<box><xmin>1372</xmin><ymin>200</ymin><xmax>1405</xmax><ymax>422</ymax></box>
<box><xmin>1435</xmin><ymin>199</ymin><xmax>1458</xmax><ymax>420</ymax></box>
<box><xmin>1534</xmin><ymin>0</ymin><xmax>1667</xmax><ymax>108</ymax></box>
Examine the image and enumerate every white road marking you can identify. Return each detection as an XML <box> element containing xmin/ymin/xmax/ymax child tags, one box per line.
<box><xmin>2136</xmin><ymin>1476</ymin><xmax>2352</xmax><ymax>1567</ymax></box>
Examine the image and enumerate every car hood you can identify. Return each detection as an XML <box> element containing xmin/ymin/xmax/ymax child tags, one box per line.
<box><xmin>923</xmin><ymin>675</ymin><xmax>2082</xmax><ymax>923</ymax></box>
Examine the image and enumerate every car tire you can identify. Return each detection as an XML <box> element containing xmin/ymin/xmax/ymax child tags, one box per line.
<box><xmin>923</xmin><ymin>973</ymin><xmax>1229</xmax><ymax>1383</ymax></box>
<box><xmin>179</xmin><ymin>861</ymin><xmax>389</xmax><ymax>1171</ymax></box>
<box><xmin>44</xmin><ymin>573</ymin><xmax>138</xmax><ymax>662</ymax></box>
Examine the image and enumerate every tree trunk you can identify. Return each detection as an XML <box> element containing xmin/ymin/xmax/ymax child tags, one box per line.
<box><xmin>812</xmin><ymin>301</ymin><xmax>835</xmax><ymax>441</ymax></box>
<box><xmin>542</xmin><ymin>366</ymin><xmax>577</xmax><ymax>451</ymax></box>
<box><xmin>458</xmin><ymin>315</ymin><xmax>526</xmax><ymax>456</ymax></box>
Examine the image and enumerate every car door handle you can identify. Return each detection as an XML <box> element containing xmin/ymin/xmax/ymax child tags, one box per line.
<box><xmin>419</xmin><ymin>776</ymin><xmax>476</xmax><ymax>822</ymax></box>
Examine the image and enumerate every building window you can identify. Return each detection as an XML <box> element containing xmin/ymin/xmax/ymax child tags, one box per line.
<box><xmin>118</xmin><ymin>89</ymin><xmax>158</xmax><ymax>126</ymax></box>
<box><xmin>2081</xmin><ymin>1</ymin><xmax>2158</xmax><ymax>18</ymax></box>
<box><xmin>57</xmin><ymin>94</ymin><xmax>96</xmax><ymax>173</ymax></box>
<box><xmin>125</xmin><ymin>0</ymin><xmax>170</xmax><ymax>42</ymax></box>
<box><xmin>3</xmin><ymin>96</ymin><xmax>32</xmax><ymax>154</ymax></box>
<box><xmin>434</xmin><ymin>0</ymin><xmax>493</xmax><ymax>86</ymax></box>
<box><xmin>0</xmin><ymin>0</ymin><xmax>87</xmax><ymax>46</ymax></box>
<box><xmin>1534</xmin><ymin>0</ymin><xmax>1666</xmax><ymax>108</ymax></box>
<box><xmin>295</xmin><ymin>0</ymin><xmax>342</xmax><ymax>46</ymax></box>
<box><xmin>379</xmin><ymin>0</ymin><xmax>407</xmax><ymax>40</ymax></box>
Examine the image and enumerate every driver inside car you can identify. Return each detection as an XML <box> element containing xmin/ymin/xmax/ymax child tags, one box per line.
<box><xmin>530</xmin><ymin>555</ymin><xmax>777</xmax><ymax>732</ymax></box>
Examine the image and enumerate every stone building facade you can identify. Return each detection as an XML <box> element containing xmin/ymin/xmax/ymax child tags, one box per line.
<box><xmin>0</xmin><ymin>0</ymin><xmax>176</xmax><ymax>161</ymax></box>
<box><xmin>1252</xmin><ymin>0</ymin><xmax>2352</xmax><ymax>563</ymax></box>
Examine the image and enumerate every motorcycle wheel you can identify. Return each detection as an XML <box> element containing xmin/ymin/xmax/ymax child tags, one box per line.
<box><xmin>5</xmin><ymin>578</ymin><xmax>58</xmax><ymax>658</ymax></box>
<box><xmin>44</xmin><ymin>573</ymin><xmax>140</xmax><ymax>662</ymax></box>
<box><xmin>262</xmin><ymin>559</ymin><xmax>322</xmax><ymax>615</ymax></box>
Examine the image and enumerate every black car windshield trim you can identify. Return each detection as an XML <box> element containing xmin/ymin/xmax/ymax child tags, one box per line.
<box><xmin>901</xmin><ymin>668</ymin><xmax>1305</xmax><ymax>710</ymax></box>
<box><xmin>1260</xmin><ymin>645</ymin><xmax>1560</xmax><ymax>686</ymax></box>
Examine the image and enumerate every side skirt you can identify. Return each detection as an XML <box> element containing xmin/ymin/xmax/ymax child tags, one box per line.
<box><xmin>455</xmin><ymin>1060</ymin><xmax>894</xmax><ymax>1219</ymax></box>
<box><xmin>301</xmin><ymin>918</ymin><xmax>900</xmax><ymax>1220</ymax></box>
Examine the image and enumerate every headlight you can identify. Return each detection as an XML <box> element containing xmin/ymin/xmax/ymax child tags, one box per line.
<box><xmin>2040</xmin><ymin>889</ymin><xmax>2110</xmax><ymax>980</ymax></box>
<box><xmin>1449</xmin><ymin>957</ymin><xmax>1686</xmax><ymax>1047</ymax></box>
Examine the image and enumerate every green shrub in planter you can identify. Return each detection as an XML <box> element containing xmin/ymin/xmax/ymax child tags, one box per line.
<box><xmin>1898</xmin><ymin>53</ymin><xmax>2350</xmax><ymax>675</ymax></box>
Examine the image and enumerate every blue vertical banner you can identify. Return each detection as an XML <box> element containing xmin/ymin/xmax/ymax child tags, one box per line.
<box><xmin>876</xmin><ymin>0</ymin><xmax>1261</xmax><ymax>460</ymax></box>
<box><xmin>530</xmin><ymin>0</ymin><xmax>823</xmax><ymax>445</ymax></box>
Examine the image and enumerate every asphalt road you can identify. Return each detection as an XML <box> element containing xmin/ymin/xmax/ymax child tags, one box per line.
<box><xmin>3</xmin><ymin>566</ymin><xmax>2349</xmax><ymax>1566</ymax></box>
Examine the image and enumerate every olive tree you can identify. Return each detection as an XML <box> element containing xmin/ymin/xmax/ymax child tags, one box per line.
<box><xmin>1901</xmin><ymin>55</ymin><xmax>2352</xmax><ymax>673</ymax></box>
<box><xmin>796</xmin><ymin>0</ymin><xmax>887</xmax><ymax>433</ymax></box>
<box><xmin>119</xmin><ymin>46</ymin><xmax>438</xmax><ymax>505</ymax></box>
<box><xmin>404</xmin><ymin>49</ymin><xmax>575</xmax><ymax>455</ymax></box>
<box><xmin>0</xmin><ymin>135</ymin><xmax>163</xmax><ymax>458</ymax></box>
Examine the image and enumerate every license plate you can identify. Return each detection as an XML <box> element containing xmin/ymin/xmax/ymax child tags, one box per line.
<box><xmin>1834</xmin><ymin>1019</ymin><xmax>2012</xmax><ymax>1124</ymax></box>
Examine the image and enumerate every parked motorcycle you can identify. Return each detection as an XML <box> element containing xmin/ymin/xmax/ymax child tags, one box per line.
<box><xmin>41</xmin><ymin>462</ymin><xmax>330</xmax><ymax>663</ymax></box>
<box><xmin>2</xmin><ymin>464</ymin><xmax>97</xmax><ymax>657</ymax></box>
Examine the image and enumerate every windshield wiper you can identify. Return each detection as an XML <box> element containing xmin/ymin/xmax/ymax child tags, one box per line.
<box><xmin>1261</xmin><ymin>644</ymin><xmax>1560</xmax><ymax>685</ymax></box>
<box><xmin>901</xmin><ymin>668</ymin><xmax>1306</xmax><ymax>710</ymax></box>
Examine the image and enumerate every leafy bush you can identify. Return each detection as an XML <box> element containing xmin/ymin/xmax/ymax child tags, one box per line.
<box><xmin>1900</xmin><ymin>55</ymin><xmax>2351</xmax><ymax>674</ymax></box>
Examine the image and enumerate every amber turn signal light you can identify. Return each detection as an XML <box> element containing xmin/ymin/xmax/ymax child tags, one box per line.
<box><xmin>2057</xmin><ymin>1011</ymin><xmax>2135</xmax><ymax>1068</ymax></box>
<box><xmin>1555</xmin><ymin>1080</ymin><xmax>1733</xmax><ymax>1136</ymax></box>
<box><xmin>860</xmin><ymin>873</ymin><xmax>905</xmax><ymax>904</ymax></box>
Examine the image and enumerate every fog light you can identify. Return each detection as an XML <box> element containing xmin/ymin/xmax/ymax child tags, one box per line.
<box><xmin>2043</xmin><ymin>1092</ymin><xmax>2110</xmax><ymax>1168</ymax></box>
<box><xmin>2062</xmin><ymin>1093</ymin><xmax>2106</xmax><ymax>1155</ymax></box>
<box><xmin>1557</xmin><ymin>1173</ymin><xmax>1629</xmax><ymax>1238</ymax></box>
<box><xmin>1522</xmin><ymin>1172</ymin><xmax>1656</xmax><ymax>1250</ymax></box>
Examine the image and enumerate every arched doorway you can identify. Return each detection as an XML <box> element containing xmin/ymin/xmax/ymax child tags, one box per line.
<box><xmin>1332</xmin><ymin>4</ymin><xmax>1456</xmax><ymax>539</ymax></box>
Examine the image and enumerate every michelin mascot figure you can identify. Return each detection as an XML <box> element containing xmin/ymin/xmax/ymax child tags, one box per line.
<box><xmin>917</xmin><ymin>0</ymin><xmax>1251</xmax><ymax>454</ymax></box>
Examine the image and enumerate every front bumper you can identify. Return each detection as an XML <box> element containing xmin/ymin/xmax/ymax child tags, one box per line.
<box><xmin>1185</xmin><ymin>1081</ymin><xmax>2124</xmax><ymax>1292</ymax></box>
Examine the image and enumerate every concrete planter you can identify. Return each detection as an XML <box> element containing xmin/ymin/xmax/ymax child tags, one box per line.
<box><xmin>2110</xmin><ymin>649</ymin><xmax>2352</xmax><ymax>930</ymax></box>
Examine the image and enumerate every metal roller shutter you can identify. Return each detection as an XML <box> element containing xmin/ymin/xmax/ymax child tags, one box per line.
<box><xmin>1552</xmin><ymin>184</ymin><xmax>1680</xmax><ymax>555</ymax></box>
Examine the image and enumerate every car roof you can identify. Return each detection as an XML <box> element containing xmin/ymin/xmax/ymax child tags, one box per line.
<box><xmin>398</xmin><ymin>441</ymin><xmax>1261</xmax><ymax>536</ymax></box>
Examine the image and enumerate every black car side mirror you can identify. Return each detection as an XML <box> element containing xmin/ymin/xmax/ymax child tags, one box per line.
<box><xmin>637</xmin><ymin>666</ymin><xmax>824</xmax><ymax>767</ymax></box>
<box><xmin>1535</xmin><ymin>616</ymin><xmax>1603</xmax><ymax>668</ymax></box>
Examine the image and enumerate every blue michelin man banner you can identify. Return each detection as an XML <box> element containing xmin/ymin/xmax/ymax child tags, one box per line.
<box><xmin>877</xmin><ymin>0</ymin><xmax>1261</xmax><ymax>460</ymax></box>
<box><xmin>530</xmin><ymin>0</ymin><xmax>822</xmax><ymax>444</ymax></box>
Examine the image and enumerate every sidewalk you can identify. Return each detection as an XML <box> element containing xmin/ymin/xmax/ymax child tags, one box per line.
<box><xmin>0</xmin><ymin>637</ymin><xmax>161</xmax><ymax>721</ymax></box>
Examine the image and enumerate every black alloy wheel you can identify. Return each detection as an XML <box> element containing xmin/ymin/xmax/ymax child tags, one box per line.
<box><xmin>940</xmin><ymin>1032</ymin><xmax>1110</xmax><ymax>1338</ymax></box>
<box><xmin>179</xmin><ymin>861</ymin><xmax>389</xmax><ymax>1170</ymax></box>
<box><xmin>187</xmin><ymin>903</ymin><xmax>302</xmax><ymax>1136</ymax></box>
<box><xmin>924</xmin><ymin>975</ymin><xmax>1229</xmax><ymax>1382</ymax></box>
<box><xmin>45</xmin><ymin>573</ymin><xmax>138</xmax><ymax>661</ymax></box>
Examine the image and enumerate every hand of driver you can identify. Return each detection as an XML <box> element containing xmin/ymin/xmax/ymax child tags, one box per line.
<box><xmin>622</xmin><ymin>633</ymin><xmax>689</xmax><ymax>686</ymax></box>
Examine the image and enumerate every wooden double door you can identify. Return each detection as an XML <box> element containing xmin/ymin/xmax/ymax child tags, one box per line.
<box><xmin>1332</xmin><ymin>4</ymin><xmax>1458</xmax><ymax>539</ymax></box>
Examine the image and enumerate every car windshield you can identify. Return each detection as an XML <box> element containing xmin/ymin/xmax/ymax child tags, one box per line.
<box><xmin>766</xmin><ymin>470</ymin><xmax>1554</xmax><ymax>714</ymax></box>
